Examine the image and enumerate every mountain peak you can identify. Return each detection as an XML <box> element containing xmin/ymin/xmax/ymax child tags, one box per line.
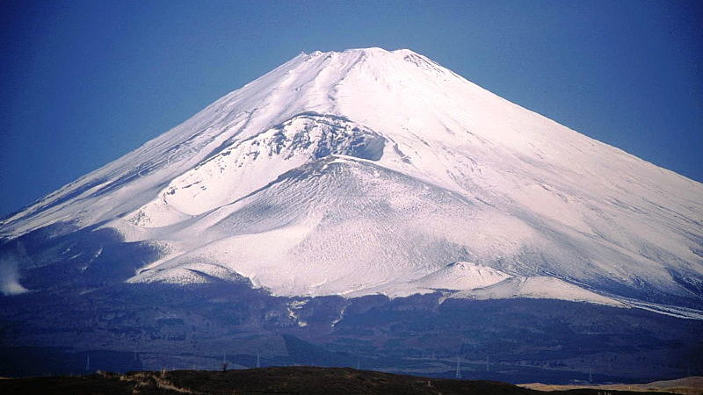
<box><xmin>298</xmin><ymin>47</ymin><xmax>446</xmax><ymax>77</ymax></box>
<box><xmin>306</xmin><ymin>46</ymin><xmax>404</xmax><ymax>56</ymax></box>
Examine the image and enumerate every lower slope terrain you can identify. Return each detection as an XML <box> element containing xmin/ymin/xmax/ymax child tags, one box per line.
<box><xmin>2</xmin><ymin>274</ymin><xmax>702</xmax><ymax>382</ymax></box>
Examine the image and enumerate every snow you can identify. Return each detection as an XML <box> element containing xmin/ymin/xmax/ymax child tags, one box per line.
<box><xmin>1</xmin><ymin>48</ymin><xmax>702</xmax><ymax>313</ymax></box>
<box><xmin>450</xmin><ymin>276</ymin><xmax>624</xmax><ymax>307</ymax></box>
<box><xmin>0</xmin><ymin>257</ymin><xmax>28</xmax><ymax>296</ymax></box>
<box><xmin>411</xmin><ymin>261</ymin><xmax>510</xmax><ymax>291</ymax></box>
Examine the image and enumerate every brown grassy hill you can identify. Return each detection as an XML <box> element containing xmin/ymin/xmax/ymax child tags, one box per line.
<box><xmin>521</xmin><ymin>376</ymin><xmax>703</xmax><ymax>395</ymax></box>
<box><xmin>0</xmin><ymin>367</ymin><xmax>680</xmax><ymax>395</ymax></box>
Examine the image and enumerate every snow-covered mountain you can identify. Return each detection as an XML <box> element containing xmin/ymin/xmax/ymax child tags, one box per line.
<box><xmin>2</xmin><ymin>48</ymin><xmax>702</xmax><ymax>313</ymax></box>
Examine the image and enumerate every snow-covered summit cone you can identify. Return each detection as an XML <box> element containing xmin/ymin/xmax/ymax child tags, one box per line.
<box><xmin>1</xmin><ymin>48</ymin><xmax>702</xmax><ymax>311</ymax></box>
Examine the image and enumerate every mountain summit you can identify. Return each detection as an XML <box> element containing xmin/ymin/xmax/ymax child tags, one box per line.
<box><xmin>2</xmin><ymin>48</ymin><xmax>702</xmax><ymax>313</ymax></box>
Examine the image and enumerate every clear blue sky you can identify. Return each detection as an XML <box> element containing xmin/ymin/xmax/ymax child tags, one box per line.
<box><xmin>1</xmin><ymin>0</ymin><xmax>701</xmax><ymax>217</ymax></box>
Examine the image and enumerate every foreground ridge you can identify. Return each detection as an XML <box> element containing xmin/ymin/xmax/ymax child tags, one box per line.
<box><xmin>0</xmin><ymin>367</ymin><xmax>686</xmax><ymax>395</ymax></box>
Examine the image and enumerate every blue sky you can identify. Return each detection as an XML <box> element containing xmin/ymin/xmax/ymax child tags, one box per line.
<box><xmin>1</xmin><ymin>0</ymin><xmax>701</xmax><ymax>216</ymax></box>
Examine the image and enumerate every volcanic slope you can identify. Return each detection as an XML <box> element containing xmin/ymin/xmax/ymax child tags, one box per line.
<box><xmin>1</xmin><ymin>48</ymin><xmax>701</xmax><ymax>312</ymax></box>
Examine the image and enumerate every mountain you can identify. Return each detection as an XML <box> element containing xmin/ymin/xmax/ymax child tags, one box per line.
<box><xmin>1</xmin><ymin>48</ymin><xmax>702</xmax><ymax>381</ymax></box>
<box><xmin>3</xmin><ymin>47</ymin><xmax>701</xmax><ymax>310</ymax></box>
